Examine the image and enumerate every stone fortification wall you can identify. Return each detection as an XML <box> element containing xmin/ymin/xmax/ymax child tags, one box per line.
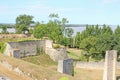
<box><xmin>4</xmin><ymin>40</ymin><xmax>45</xmax><ymax>58</ymax></box>
<box><xmin>76</xmin><ymin>62</ymin><xmax>120</xmax><ymax>69</ymax></box>
<box><xmin>45</xmin><ymin>40</ymin><xmax>68</xmax><ymax>61</ymax></box>
<box><xmin>76</xmin><ymin>62</ymin><xmax>104</xmax><ymax>69</ymax></box>
<box><xmin>46</xmin><ymin>48</ymin><xmax>67</xmax><ymax>61</ymax></box>
<box><xmin>4</xmin><ymin>40</ymin><xmax>67</xmax><ymax>61</ymax></box>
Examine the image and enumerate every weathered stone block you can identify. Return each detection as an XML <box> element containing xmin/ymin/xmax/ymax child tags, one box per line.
<box><xmin>103</xmin><ymin>50</ymin><xmax>117</xmax><ymax>80</ymax></box>
<box><xmin>58</xmin><ymin>58</ymin><xmax>73</xmax><ymax>76</ymax></box>
<box><xmin>12</xmin><ymin>49</ymin><xmax>21</xmax><ymax>58</ymax></box>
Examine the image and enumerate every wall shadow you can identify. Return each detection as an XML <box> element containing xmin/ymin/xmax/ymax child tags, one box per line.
<box><xmin>117</xmin><ymin>76</ymin><xmax>120</xmax><ymax>80</ymax></box>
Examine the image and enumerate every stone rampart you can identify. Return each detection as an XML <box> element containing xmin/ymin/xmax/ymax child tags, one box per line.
<box><xmin>4</xmin><ymin>40</ymin><xmax>45</xmax><ymax>58</ymax></box>
<box><xmin>46</xmin><ymin>48</ymin><xmax>67</xmax><ymax>61</ymax></box>
<box><xmin>76</xmin><ymin>62</ymin><xmax>120</xmax><ymax>69</ymax></box>
<box><xmin>4</xmin><ymin>40</ymin><xmax>67</xmax><ymax>61</ymax></box>
<box><xmin>45</xmin><ymin>40</ymin><xmax>68</xmax><ymax>61</ymax></box>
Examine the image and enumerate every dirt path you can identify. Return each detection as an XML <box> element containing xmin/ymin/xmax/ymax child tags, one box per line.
<box><xmin>0</xmin><ymin>64</ymin><xmax>32</xmax><ymax>80</ymax></box>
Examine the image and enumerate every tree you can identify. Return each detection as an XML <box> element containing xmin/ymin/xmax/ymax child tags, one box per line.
<box><xmin>33</xmin><ymin>24</ymin><xmax>48</xmax><ymax>38</ymax></box>
<box><xmin>65</xmin><ymin>28</ymin><xmax>74</xmax><ymax>38</ymax></box>
<box><xmin>15</xmin><ymin>14</ymin><xmax>34</xmax><ymax>33</ymax></box>
<box><xmin>49</xmin><ymin>13</ymin><xmax>59</xmax><ymax>19</ymax></box>
<box><xmin>47</xmin><ymin>19</ymin><xmax>63</xmax><ymax>43</ymax></box>
<box><xmin>61</xmin><ymin>18</ymin><xmax>69</xmax><ymax>35</ymax></box>
<box><xmin>34</xmin><ymin>14</ymin><xmax>64</xmax><ymax>43</ymax></box>
<box><xmin>80</xmin><ymin>36</ymin><xmax>98</xmax><ymax>61</ymax></box>
<box><xmin>1</xmin><ymin>25</ymin><xmax>7</xmax><ymax>34</ymax></box>
<box><xmin>114</xmin><ymin>25</ymin><xmax>120</xmax><ymax>37</ymax></box>
<box><xmin>75</xmin><ymin>32</ymin><xmax>81</xmax><ymax>48</ymax></box>
<box><xmin>101</xmin><ymin>24</ymin><xmax>113</xmax><ymax>35</ymax></box>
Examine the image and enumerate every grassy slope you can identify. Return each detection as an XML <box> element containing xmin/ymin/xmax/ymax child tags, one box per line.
<box><xmin>2</xmin><ymin>51</ymin><xmax>120</xmax><ymax>80</ymax></box>
<box><xmin>22</xmin><ymin>54</ymin><xmax>57</xmax><ymax>67</ymax></box>
<box><xmin>0</xmin><ymin>53</ymin><xmax>104</xmax><ymax>80</ymax></box>
<box><xmin>0</xmin><ymin>64</ymin><xmax>32</xmax><ymax>80</ymax></box>
<box><xmin>0</xmin><ymin>54</ymin><xmax>73</xmax><ymax>80</ymax></box>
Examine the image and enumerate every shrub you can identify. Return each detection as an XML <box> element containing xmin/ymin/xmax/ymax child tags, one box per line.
<box><xmin>53</xmin><ymin>44</ymin><xmax>60</xmax><ymax>49</ymax></box>
<box><xmin>0</xmin><ymin>42</ymin><xmax>6</xmax><ymax>53</ymax></box>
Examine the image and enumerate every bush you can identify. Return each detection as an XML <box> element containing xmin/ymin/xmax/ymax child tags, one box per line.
<box><xmin>0</xmin><ymin>42</ymin><xmax>6</xmax><ymax>53</ymax></box>
<box><xmin>53</xmin><ymin>44</ymin><xmax>60</xmax><ymax>49</ymax></box>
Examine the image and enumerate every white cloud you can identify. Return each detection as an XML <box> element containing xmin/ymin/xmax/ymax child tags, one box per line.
<box><xmin>0</xmin><ymin>0</ymin><xmax>84</xmax><ymax>23</ymax></box>
<box><xmin>0</xmin><ymin>2</ymin><xmax>83</xmax><ymax>16</ymax></box>
<box><xmin>102</xmin><ymin>0</ymin><xmax>118</xmax><ymax>3</ymax></box>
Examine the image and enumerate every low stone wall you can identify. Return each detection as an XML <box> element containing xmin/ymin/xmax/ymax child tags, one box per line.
<box><xmin>76</xmin><ymin>62</ymin><xmax>120</xmax><ymax>69</ymax></box>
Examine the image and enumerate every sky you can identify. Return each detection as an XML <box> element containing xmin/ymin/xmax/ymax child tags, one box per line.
<box><xmin>0</xmin><ymin>0</ymin><xmax>120</xmax><ymax>25</ymax></box>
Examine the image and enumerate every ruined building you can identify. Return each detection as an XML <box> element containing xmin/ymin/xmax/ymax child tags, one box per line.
<box><xmin>4</xmin><ymin>40</ymin><xmax>67</xmax><ymax>61</ymax></box>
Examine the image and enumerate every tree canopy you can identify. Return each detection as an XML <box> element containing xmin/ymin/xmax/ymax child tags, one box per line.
<box><xmin>15</xmin><ymin>14</ymin><xmax>34</xmax><ymax>33</ymax></box>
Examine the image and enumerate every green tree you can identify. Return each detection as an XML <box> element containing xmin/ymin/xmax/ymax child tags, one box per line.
<box><xmin>61</xmin><ymin>18</ymin><xmax>69</xmax><ymax>34</ymax></box>
<box><xmin>33</xmin><ymin>24</ymin><xmax>48</xmax><ymax>38</ymax></box>
<box><xmin>80</xmin><ymin>36</ymin><xmax>98</xmax><ymax>61</ymax></box>
<box><xmin>65</xmin><ymin>28</ymin><xmax>74</xmax><ymax>37</ymax></box>
<box><xmin>114</xmin><ymin>25</ymin><xmax>120</xmax><ymax>37</ymax></box>
<box><xmin>75</xmin><ymin>32</ymin><xmax>81</xmax><ymax>48</ymax></box>
<box><xmin>1</xmin><ymin>25</ymin><xmax>7</xmax><ymax>34</ymax></box>
<box><xmin>15</xmin><ymin>14</ymin><xmax>34</xmax><ymax>33</ymax></box>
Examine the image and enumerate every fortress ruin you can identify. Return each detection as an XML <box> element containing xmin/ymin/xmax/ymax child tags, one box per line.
<box><xmin>4</xmin><ymin>40</ymin><xmax>67</xmax><ymax>61</ymax></box>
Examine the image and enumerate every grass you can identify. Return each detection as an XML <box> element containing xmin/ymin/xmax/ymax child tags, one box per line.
<box><xmin>0</xmin><ymin>54</ymin><xmax>73</xmax><ymax>80</ymax></box>
<box><xmin>22</xmin><ymin>54</ymin><xmax>57</xmax><ymax>67</ymax></box>
<box><xmin>67</xmin><ymin>48</ymin><xmax>82</xmax><ymax>60</ymax></box>
<box><xmin>0</xmin><ymin>64</ymin><xmax>32</xmax><ymax>80</ymax></box>
<box><xmin>1</xmin><ymin>53</ymin><xmax>120</xmax><ymax>80</ymax></box>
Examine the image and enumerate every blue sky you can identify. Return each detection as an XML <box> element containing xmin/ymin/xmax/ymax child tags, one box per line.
<box><xmin>0</xmin><ymin>0</ymin><xmax>120</xmax><ymax>25</ymax></box>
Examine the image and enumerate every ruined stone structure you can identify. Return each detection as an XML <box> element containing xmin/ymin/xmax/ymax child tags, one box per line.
<box><xmin>58</xmin><ymin>58</ymin><xmax>73</xmax><ymax>76</ymax></box>
<box><xmin>45</xmin><ymin>40</ymin><xmax>67</xmax><ymax>61</ymax></box>
<box><xmin>4</xmin><ymin>40</ymin><xmax>67</xmax><ymax>61</ymax></box>
<box><xmin>103</xmin><ymin>50</ymin><xmax>117</xmax><ymax>80</ymax></box>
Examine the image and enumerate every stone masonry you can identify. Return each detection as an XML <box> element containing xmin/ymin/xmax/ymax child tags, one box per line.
<box><xmin>4</xmin><ymin>40</ymin><xmax>67</xmax><ymax>61</ymax></box>
<box><xmin>58</xmin><ymin>58</ymin><xmax>73</xmax><ymax>76</ymax></box>
<box><xmin>103</xmin><ymin>50</ymin><xmax>117</xmax><ymax>80</ymax></box>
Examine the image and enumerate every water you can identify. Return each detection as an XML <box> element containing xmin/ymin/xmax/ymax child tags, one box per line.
<box><xmin>0</xmin><ymin>28</ymin><xmax>15</xmax><ymax>33</ymax></box>
<box><xmin>68</xmin><ymin>25</ymin><xmax>117</xmax><ymax>36</ymax></box>
<box><xmin>0</xmin><ymin>25</ymin><xmax>117</xmax><ymax>35</ymax></box>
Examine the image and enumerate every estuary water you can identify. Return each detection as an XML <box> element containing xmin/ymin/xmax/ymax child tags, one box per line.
<box><xmin>0</xmin><ymin>25</ymin><xmax>117</xmax><ymax>36</ymax></box>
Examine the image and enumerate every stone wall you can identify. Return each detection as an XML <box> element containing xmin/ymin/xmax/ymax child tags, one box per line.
<box><xmin>76</xmin><ymin>62</ymin><xmax>104</xmax><ymax>69</ymax></box>
<box><xmin>4</xmin><ymin>40</ymin><xmax>45</xmax><ymax>58</ymax></box>
<box><xmin>4</xmin><ymin>40</ymin><xmax>67</xmax><ymax>61</ymax></box>
<box><xmin>45</xmin><ymin>40</ymin><xmax>68</xmax><ymax>61</ymax></box>
<box><xmin>58</xmin><ymin>58</ymin><xmax>73</xmax><ymax>76</ymax></box>
<box><xmin>76</xmin><ymin>61</ymin><xmax>120</xmax><ymax>69</ymax></box>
